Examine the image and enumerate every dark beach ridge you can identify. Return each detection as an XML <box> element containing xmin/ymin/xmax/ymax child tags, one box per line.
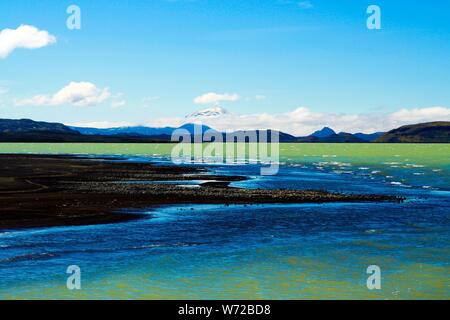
<box><xmin>0</xmin><ymin>154</ymin><xmax>402</xmax><ymax>230</ymax></box>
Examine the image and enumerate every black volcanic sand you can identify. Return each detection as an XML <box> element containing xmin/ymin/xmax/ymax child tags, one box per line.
<box><xmin>0</xmin><ymin>154</ymin><xmax>401</xmax><ymax>230</ymax></box>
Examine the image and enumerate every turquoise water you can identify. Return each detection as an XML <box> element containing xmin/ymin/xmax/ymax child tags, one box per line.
<box><xmin>0</xmin><ymin>143</ymin><xmax>449</xmax><ymax>299</ymax></box>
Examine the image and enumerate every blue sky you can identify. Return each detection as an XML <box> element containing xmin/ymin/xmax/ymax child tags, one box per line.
<box><xmin>0</xmin><ymin>0</ymin><xmax>449</xmax><ymax>134</ymax></box>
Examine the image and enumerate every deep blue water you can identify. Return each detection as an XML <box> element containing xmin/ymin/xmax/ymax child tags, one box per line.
<box><xmin>0</xmin><ymin>158</ymin><xmax>449</xmax><ymax>299</ymax></box>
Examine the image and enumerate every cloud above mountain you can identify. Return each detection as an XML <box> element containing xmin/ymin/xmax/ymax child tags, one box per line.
<box><xmin>388</xmin><ymin>107</ymin><xmax>450</xmax><ymax>124</ymax></box>
<box><xmin>194</xmin><ymin>92</ymin><xmax>239</xmax><ymax>105</ymax></box>
<box><xmin>147</xmin><ymin>106</ymin><xmax>450</xmax><ymax>136</ymax></box>
<box><xmin>0</xmin><ymin>25</ymin><xmax>56</xmax><ymax>58</ymax></box>
<box><xmin>15</xmin><ymin>82</ymin><xmax>111</xmax><ymax>107</ymax></box>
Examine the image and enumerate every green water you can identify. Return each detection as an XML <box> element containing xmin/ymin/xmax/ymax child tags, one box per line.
<box><xmin>0</xmin><ymin>143</ymin><xmax>449</xmax><ymax>165</ymax></box>
<box><xmin>1</xmin><ymin>143</ymin><xmax>448</xmax><ymax>188</ymax></box>
<box><xmin>4</xmin><ymin>246</ymin><xmax>449</xmax><ymax>300</ymax></box>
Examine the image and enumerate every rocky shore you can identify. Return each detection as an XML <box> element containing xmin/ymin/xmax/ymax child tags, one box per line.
<box><xmin>0</xmin><ymin>154</ymin><xmax>402</xmax><ymax>230</ymax></box>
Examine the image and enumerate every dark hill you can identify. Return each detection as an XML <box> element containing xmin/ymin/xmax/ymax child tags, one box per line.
<box><xmin>376</xmin><ymin>122</ymin><xmax>450</xmax><ymax>143</ymax></box>
<box><xmin>0</xmin><ymin>119</ymin><xmax>172</xmax><ymax>143</ymax></box>
<box><xmin>0</xmin><ymin>118</ymin><xmax>78</xmax><ymax>134</ymax></box>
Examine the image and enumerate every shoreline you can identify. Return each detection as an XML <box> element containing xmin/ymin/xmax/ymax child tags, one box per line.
<box><xmin>0</xmin><ymin>154</ymin><xmax>402</xmax><ymax>230</ymax></box>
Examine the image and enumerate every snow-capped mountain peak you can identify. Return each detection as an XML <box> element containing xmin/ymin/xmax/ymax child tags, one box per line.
<box><xmin>185</xmin><ymin>106</ymin><xmax>229</xmax><ymax>119</ymax></box>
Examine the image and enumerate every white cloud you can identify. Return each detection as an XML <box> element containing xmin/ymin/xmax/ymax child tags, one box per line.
<box><xmin>0</xmin><ymin>86</ymin><xmax>9</xmax><ymax>95</ymax></box>
<box><xmin>245</xmin><ymin>95</ymin><xmax>266</xmax><ymax>101</ymax></box>
<box><xmin>0</xmin><ymin>25</ymin><xmax>56</xmax><ymax>58</ymax></box>
<box><xmin>145</xmin><ymin>106</ymin><xmax>450</xmax><ymax>136</ymax></box>
<box><xmin>58</xmin><ymin>105</ymin><xmax>450</xmax><ymax>135</ymax></box>
<box><xmin>141</xmin><ymin>96</ymin><xmax>160</xmax><ymax>108</ymax></box>
<box><xmin>194</xmin><ymin>92</ymin><xmax>239</xmax><ymax>105</ymax></box>
<box><xmin>111</xmin><ymin>100</ymin><xmax>126</xmax><ymax>108</ymax></box>
<box><xmin>387</xmin><ymin>107</ymin><xmax>450</xmax><ymax>124</ymax></box>
<box><xmin>15</xmin><ymin>82</ymin><xmax>111</xmax><ymax>107</ymax></box>
<box><xmin>111</xmin><ymin>93</ymin><xmax>126</xmax><ymax>108</ymax></box>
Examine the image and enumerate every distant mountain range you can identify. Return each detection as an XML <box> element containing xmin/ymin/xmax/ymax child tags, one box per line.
<box><xmin>71</xmin><ymin>123</ymin><xmax>215</xmax><ymax>137</ymax></box>
<box><xmin>69</xmin><ymin>124</ymin><xmax>385</xmax><ymax>143</ymax></box>
<box><xmin>297</xmin><ymin>127</ymin><xmax>385</xmax><ymax>143</ymax></box>
<box><xmin>0</xmin><ymin>118</ymin><xmax>449</xmax><ymax>143</ymax></box>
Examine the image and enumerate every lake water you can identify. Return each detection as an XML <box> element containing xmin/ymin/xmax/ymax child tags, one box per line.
<box><xmin>0</xmin><ymin>143</ymin><xmax>449</xmax><ymax>299</ymax></box>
